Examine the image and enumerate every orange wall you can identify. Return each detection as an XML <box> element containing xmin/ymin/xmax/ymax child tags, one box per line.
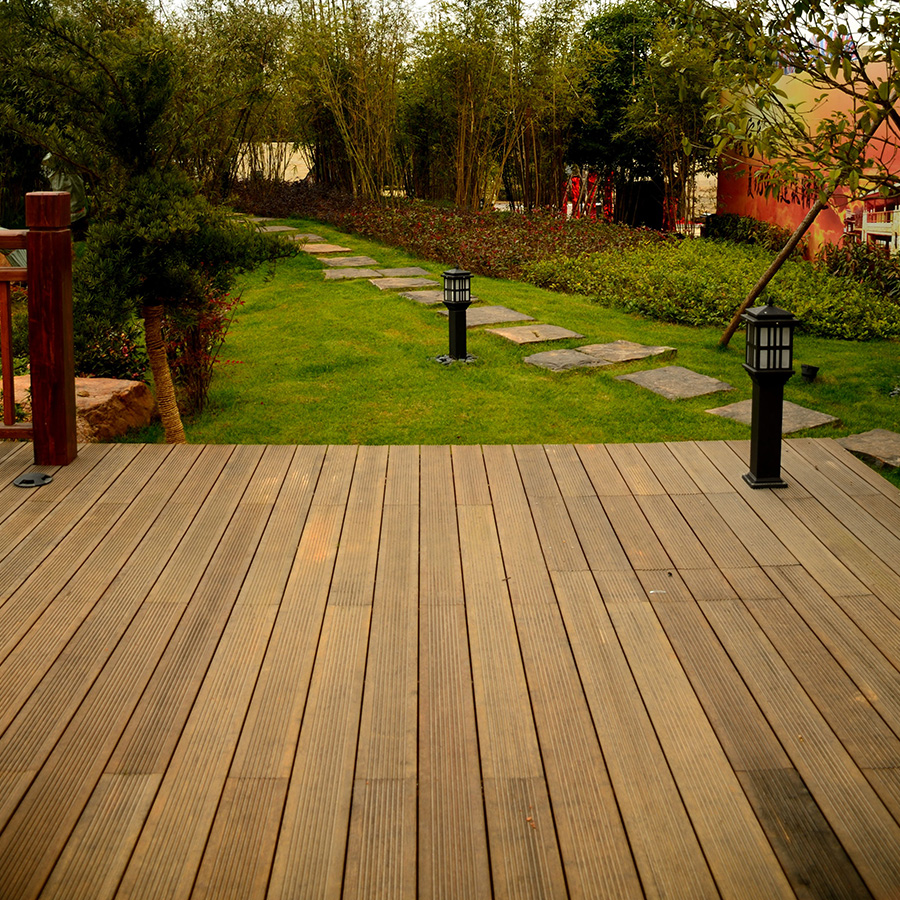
<box><xmin>716</xmin><ymin>68</ymin><xmax>900</xmax><ymax>255</ymax></box>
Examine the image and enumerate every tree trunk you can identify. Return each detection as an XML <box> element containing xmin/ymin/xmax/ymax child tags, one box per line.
<box><xmin>718</xmin><ymin>197</ymin><xmax>828</xmax><ymax>347</ymax></box>
<box><xmin>719</xmin><ymin>105</ymin><xmax>893</xmax><ymax>348</ymax></box>
<box><xmin>143</xmin><ymin>304</ymin><xmax>186</xmax><ymax>444</ymax></box>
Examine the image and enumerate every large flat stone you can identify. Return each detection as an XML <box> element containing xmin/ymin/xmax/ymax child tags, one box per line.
<box><xmin>438</xmin><ymin>306</ymin><xmax>535</xmax><ymax>327</ymax></box>
<box><xmin>4</xmin><ymin>375</ymin><xmax>156</xmax><ymax>442</ymax></box>
<box><xmin>578</xmin><ymin>339</ymin><xmax>676</xmax><ymax>365</ymax></box>
<box><xmin>302</xmin><ymin>243</ymin><xmax>353</xmax><ymax>253</ymax></box>
<box><xmin>369</xmin><ymin>277</ymin><xmax>439</xmax><ymax>290</ymax></box>
<box><xmin>289</xmin><ymin>233</ymin><xmax>324</xmax><ymax>242</ymax></box>
<box><xmin>486</xmin><ymin>324</ymin><xmax>584</xmax><ymax>344</ymax></box>
<box><xmin>399</xmin><ymin>290</ymin><xmax>480</xmax><ymax>305</ymax></box>
<box><xmin>837</xmin><ymin>429</ymin><xmax>900</xmax><ymax>469</ymax></box>
<box><xmin>617</xmin><ymin>365</ymin><xmax>733</xmax><ymax>400</ymax></box>
<box><xmin>320</xmin><ymin>255</ymin><xmax>379</xmax><ymax>267</ymax></box>
<box><xmin>258</xmin><ymin>224</ymin><xmax>297</xmax><ymax>233</ymax></box>
<box><xmin>706</xmin><ymin>399</ymin><xmax>840</xmax><ymax>433</ymax></box>
<box><xmin>524</xmin><ymin>349</ymin><xmax>614</xmax><ymax>371</ymax></box>
<box><xmin>323</xmin><ymin>267</ymin><xmax>382</xmax><ymax>280</ymax></box>
<box><xmin>375</xmin><ymin>267</ymin><xmax>430</xmax><ymax>277</ymax></box>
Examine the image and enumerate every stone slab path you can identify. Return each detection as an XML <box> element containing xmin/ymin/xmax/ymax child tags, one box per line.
<box><xmin>438</xmin><ymin>306</ymin><xmax>535</xmax><ymax>328</ymax></box>
<box><xmin>524</xmin><ymin>349</ymin><xmax>615</xmax><ymax>371</ymax></box>
<box><xmin>290</xmin><ymin>233</ymin><xmax>324</xmax><ymax>242</ymax></box>
<box><xmin>487</xmin><ymin>324</ymin><xmax>584</xmax><ymax>344</ymax></box>
<box><xmin>376</xmin><ymin>267</ymin><xmax>431</xmax><ymax>277</ymax></box>
<box><xmin>837</xmin><ymin>428</ymin><xmax>900</xmax><ymax>469</ymax></box>
<box><xmin>324</xmin><ymin>268</ymin><xmax>382</xmax><ymax>280</ymax></box>
<box><xmin>258</xmin><ymin>224</ymin><xmax>297</xmax><ymax>233</ymax></box>
<box><xmin>579</xmin><ymin>340</ymin><xmax>676</xmax><ymax>365</ymax></box>
<box><xmin>706</xmin><ymin>399</ymin><xmax>840</xmax><ymax>433</ymax></box>
<box><xmin>399</xmin><ymin>290</ymin><xmax>449</xmax><ymax>305</ymax></box>
<box><xmin>320</xmin><ymin>256</ymin><xmax>379</xmax><ymax>267</ymax></box>
<box><xmin>370</xmin><ymin>277</ymin><xmax>440</xmax><ymax>290</ymax></box>
<box><xmin>303</xmin><ymin>243</ymin><xmax>353</xmax><ymax>253</ymax></box>
<box><xmin>617</xmin><ymin>365</ymin><xmax>734</xmax><ymax>400</ymax></box>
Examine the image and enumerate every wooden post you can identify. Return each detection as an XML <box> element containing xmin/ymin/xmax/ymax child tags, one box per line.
<box><xmin>26</xmin><ymin>192</ymin><xmax>77</xmax><ymax>465</ymax></box>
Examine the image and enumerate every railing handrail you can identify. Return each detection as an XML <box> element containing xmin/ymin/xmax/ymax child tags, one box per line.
<box><xmin>0</xmin><ymin>192</ymin><xmax>77</xmax><ymax>466</ymax></box>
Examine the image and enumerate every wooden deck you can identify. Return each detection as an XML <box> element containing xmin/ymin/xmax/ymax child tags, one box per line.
<box><xmin>0</xmin><ymin>437</ymin><xmax>899</xmax><ymax>899</ymax></box>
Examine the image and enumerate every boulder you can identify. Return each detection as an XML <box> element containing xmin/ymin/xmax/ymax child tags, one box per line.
<box><xmin>4</xmin><ymin>375</ymin><xmax>157</xmax><ymax>442</ymax></box>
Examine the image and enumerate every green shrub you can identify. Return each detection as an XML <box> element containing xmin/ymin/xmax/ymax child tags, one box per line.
<box><xmin>818</xmin><ymin>241</ymin><xmax>900</xmax><ymax>303</ymax></box>
<box><xmin>8</xmin><ymin>276</ymin><xmax>148</xmax><ymax>380</ymax></box>
<box><xmin>523</xmin><ymin>238</ymin><xmax>900</xmax><ymax>340</ymax></box>
<box><xmin>704</xmin><ymin>212</ymin><xmax>804</xmax><ymax>256</ymax></box>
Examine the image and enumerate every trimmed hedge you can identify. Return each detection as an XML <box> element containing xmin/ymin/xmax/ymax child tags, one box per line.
<box><xmin>524</xmin><ymin>239</ymin><xmax>900</xmax><ymax>340</ymax></box>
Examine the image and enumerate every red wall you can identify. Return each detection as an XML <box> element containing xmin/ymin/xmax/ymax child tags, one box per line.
<box><xmin>715</xmin><ymin>69</ymin><xmax>900</xmax><ymax>255</ymax></box>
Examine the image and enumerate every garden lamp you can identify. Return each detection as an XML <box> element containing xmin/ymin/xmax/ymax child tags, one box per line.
<box><xmin>442</xmin><ymin>266</ymin><xmax>473</xmax><ymax>360</ymax></box>
<box><xmin>741</xmin><ymin>304</ymin><xmax>798</xmax><ymax>488</ymax></box>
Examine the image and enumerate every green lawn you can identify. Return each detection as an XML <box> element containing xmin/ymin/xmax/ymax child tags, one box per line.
<box><xmin>125</xmin><ymin>217</ymin><xmax>900</xmax><ymax>486</ymax></box>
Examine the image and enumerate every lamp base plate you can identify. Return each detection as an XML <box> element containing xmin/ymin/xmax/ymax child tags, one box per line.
<box><xmin>434</xmin><ymin>354</ymin><xmax>477</xmax><ymax>366</ymax></box>
<box><xmin>742</xmin><ymin>472</ymin><xmax>788</xmax><ymax>489</ymax></box>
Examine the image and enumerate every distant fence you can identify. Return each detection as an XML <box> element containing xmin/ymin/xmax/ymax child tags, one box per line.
<box><xmin>0</xmin><ymin>192</ymin><xmax>77</xmax><ymax>465</ymax></box>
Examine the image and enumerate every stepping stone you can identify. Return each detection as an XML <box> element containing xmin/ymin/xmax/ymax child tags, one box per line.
<box><xmin>706</xmin><ymin>399</ymin><xmax>840</xmax><ymax>433</ymax></box>
<box><xmin>524</xmin><ymin>349</ymin><xmax>615</xmax><ymax>371</ymax></box>
<box><xmin>321</xmin><ymin>255</ymin><xmax>379</xmax><ymax>267</ymax></box>
<box><xmin>399</xmin><ymin>290</ymin><xmax>480</xmax><ymax>305</ymax></box>
<box><xmin>837</xmin><ymin>429</ymin><xmax>900</xmax><ymax>469</ymax></box>
<box><xmin>369</xmin><ymin>277</ymin><xmax>439</xmax><ymax>290</ymax></box>
<box><xmin>375</xmin><ymin>267</ymin><xmax>430</xmax><ymax>277</ymax></box>
<box><xmin>487</xmin><ymin>324</ymin><xmax>584</xmax><ymax>344</ymax></box>
<box><xmin>578</xmin><ymin>339</ymin><xmax>676</xmax><ymax>366</ymax></box>
<box><xmin>303</xmin><ymin>243</ymin><xmax>353</xmax><ymax>253</ymax></box>
<box><xmin>437</xmin><ymin>306</ymin><xmax>535</xmax><ymax>327</ymax></box>
<box><xmin>258</xmin><ymin>224</ymin><xmax>297</xmax><ymax>233</ymax></box>
<box><xmin>290</xmin><ymin>233</ymin><xmax>324</xmax><ymax>242</ymax></box>
<box><xmin>323</xmin><ymin>268</ymin><xmax>382</xmax><ymax>280</ymax></box>
<box><xmin>617</xmin><ymin>365</ymin><xmax>733</xmax><ymax>400</ymax></box>
<box><xmin>400</xmin><ymin>290</ymin><xmax>445</xmax><ymax>305</ymax></box>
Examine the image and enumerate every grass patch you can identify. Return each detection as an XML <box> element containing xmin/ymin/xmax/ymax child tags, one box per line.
<box><xmin>120</xmin><ymin>216</ymin><xmax>900</xmax><ymax>489</ymax></box>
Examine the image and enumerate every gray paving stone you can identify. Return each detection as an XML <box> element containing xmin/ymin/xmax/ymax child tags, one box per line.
<box><xmin>375</xmin><ymin>267</ymin><xmax>430</xmax><ymax>277</ymax></box>
<box><xmin>706</xmin><ymin>399</ymin><xmax>840</xmax><ymax>433</ymax></box>
<box><xmin>399</xmin><ymin>290</ymin><xmax>480</xmax><ymax>305</ymax></box>
<box><xmin>258</xmin><ymin>224</ymin><xmax>297</xmax><ymax>233</ymax></box>
<box><xmin>399</xmin><ymin>290</ymin><xmax>445</xmax><ymax>305</ymax></box>
<box><xmin>837</xmin><ymin>428</ymin><xmax>900</xmax><ymax>469</ymax></box>
<box><xmin>524</xmin><ymin>349</ymin><xmax>614</xmax><ymax>371</ymax></box>
<box><xmin>369</xmin><ymin>277</ymin><xmax>440</xmax><ymax>290</ymax></box>
<box><xmin>323</xmin><ymin>267</ymin><xmax>382</xmax><ymax>280</ymax></box>
<box><xmin>578</xmin><ymin>339</ymin><xmax>676</xmax><ymax>365</ymax></box>
<box><xmin>486</xmin><ymin>324</ymin><xmax>584</xmax><ymax>344</ymax></box>
<box><xmin>617</xmin><ymin>365</ymin><xmax>733</xmax><ymax>400</ymax></box>
<box><xmin>289</xmin><ymin>233</ymin><xmax>324</xmax><ymax>242</ymax></box>
<box><xmin>437</xmin><ymin>306</ymin><xmax>535</xmax><ymax>327</ymax></box>
<box><xmin>321</xmin><ymin>255</ymin><xmax>379</xmax><ymax>267</ymax></box>
<box><xmin>303</xmin><ymin>243</ymin><xmax>353</xmax><ymax>253</ymax></box>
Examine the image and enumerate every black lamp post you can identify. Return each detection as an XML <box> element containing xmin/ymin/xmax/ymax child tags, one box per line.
<box><xmin>442</xmin><ymin>266</ymin><xmax>473</xmax><ymax>361</ymax></box>
<box><xmin>741</xmin><ymin>304</ymin><xmax>798</xmax><ymax>488</ymax></box>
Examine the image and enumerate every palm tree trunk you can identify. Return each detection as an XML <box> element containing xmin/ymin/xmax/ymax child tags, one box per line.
<box><xmin>143</xmin><ymin>304</ymin><xmax>186</xmax><ymax>444</ymax></box>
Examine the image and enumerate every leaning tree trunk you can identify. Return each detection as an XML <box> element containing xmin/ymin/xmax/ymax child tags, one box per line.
<box><xmin>718</xmin><ymin>198</ymin><xmax>828</xmax><ymax>347</ymax></box>
<box><xmin>719</xmin><ymin>105</ymin><xmax>894</xmax><ymax>348</ymax></box>
<box><xmin>143</xmin><ymin>304</ymin><xmax>186</xmax><ymax>444</ymax></box>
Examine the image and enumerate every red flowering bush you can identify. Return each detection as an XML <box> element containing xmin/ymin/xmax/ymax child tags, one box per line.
<box><xmin>75</xmin><ymin>323</ymin><xmax>148</xmax><ymax>381</ymax></box>
<box><xmin>231</xmin><ymin>181</ymin><xmax>669</xmax><ymax>279</ymax></box>
<box><xmin>163</xmin><ymin>274</ymin><xmax>244</xmax><ymax>416</ymax></box>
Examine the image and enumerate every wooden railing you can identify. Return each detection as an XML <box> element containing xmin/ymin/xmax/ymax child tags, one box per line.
<box><xmin>0</xmin><ymin>192</ymin><xmax>77</xmax><ymax>465</ymax></box>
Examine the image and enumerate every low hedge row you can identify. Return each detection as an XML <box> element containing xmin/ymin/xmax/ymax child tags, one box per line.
<box><xmin>524</xmin><ymin>239</ymin><xmax>900</xmax><ymax>341</ymax></box>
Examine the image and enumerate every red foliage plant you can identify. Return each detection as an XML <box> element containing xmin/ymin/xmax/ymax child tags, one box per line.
<box><xmin>231</xmin><ymin>181</ymin><xmax>669</xmax><ymax>280</ymax></box>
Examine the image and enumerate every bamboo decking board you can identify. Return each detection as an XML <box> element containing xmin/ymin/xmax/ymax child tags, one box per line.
<box><xmin>0</xmin><ymin>438</ymin><xmax>899</xmax><ymax>898</ymax></box>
